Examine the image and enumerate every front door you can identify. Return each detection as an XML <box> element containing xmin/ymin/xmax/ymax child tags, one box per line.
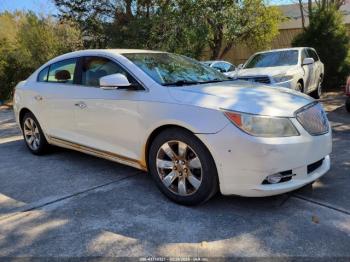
<box><xmin>72</xmin><ymin>56</ymin><xmax>144</xmax><ymax>162</ymax></box>
<box><xmin>308</xmin><ymin>48</ymin><xmax>322</xmax><ymax>91</ymax></box>
<box><xmin>301</xmin><ymin>49</ymin><xmax>315</xmax><ymax>93</ymax></box>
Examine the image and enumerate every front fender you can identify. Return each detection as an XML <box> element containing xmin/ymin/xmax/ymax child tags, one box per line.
<box><xmin>140</xmin><ymin>102</ymin><xmax>228</xmax><ymax>136</ymax></box>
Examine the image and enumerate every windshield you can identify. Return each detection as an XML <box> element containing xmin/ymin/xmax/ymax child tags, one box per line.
<box><xmin>244</xmin><ymin>50</ymin><xmax>299</xmax><ymax>68</ymax></box>
<box><xmin>123</xmin><ymin>53</ymin><xmax>230</xmax><ymax>86</ymax></box>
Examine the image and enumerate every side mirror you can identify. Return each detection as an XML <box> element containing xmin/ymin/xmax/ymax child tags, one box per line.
<box><xmin>55</xmin><ymin>70</ymin><xmax>71</xmax><ymax>81</ymax></box>
<box><xmin>99</xmin><ymin>73</ymin><xmax>131</xmax><ymax>90</ymax></box>
<box><xmin>303</xmin><ymin>58</ymin><xmax>315</xmax><ymax>66</ymax></box>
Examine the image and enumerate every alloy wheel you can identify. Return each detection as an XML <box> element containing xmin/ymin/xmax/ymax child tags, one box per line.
<box><xmin>156</xmin><ymin>140</ymin><xmax>203</xmax><ymax>196</ymax></box>
<box><xmin>23</xmin><ymin>117</ymin><xmax>41</xmax><ymax>151</ymax></box>
<box><xmin>297</xmin><ymin>82</ymin><xmax>303</xmax><ymax>93</ymax></box>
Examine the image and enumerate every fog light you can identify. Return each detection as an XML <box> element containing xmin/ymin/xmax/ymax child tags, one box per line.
<box><xmin>266</xmin><ymin>173</ymin><xmax>282</xmax><ymax>184</ymax></box>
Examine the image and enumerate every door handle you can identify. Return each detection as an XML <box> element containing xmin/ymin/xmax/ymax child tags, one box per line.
<box><xmin>74</xmin><ymin>101</ymin><xmax>87</xmax><ymax>109</ymax></box>
<box><xmin>34</xmin><ymin>95</ymin><xmax>43</xmax><ymax>101</ymax></box>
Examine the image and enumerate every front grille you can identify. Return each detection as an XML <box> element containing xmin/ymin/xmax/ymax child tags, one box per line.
<box><xmin>296</xmin><ymin>102</ymin><xmax>329</xmax><ymax>135</ymax></box>
<box><xmin>307</xmin><ymin>158</ymin><xmax>325</xmax><ymax>174</ymax></box>
<box><xmin>237</xmin><ymin>76</ymin><xmax>271</xmax><ymax>84</ymax></box>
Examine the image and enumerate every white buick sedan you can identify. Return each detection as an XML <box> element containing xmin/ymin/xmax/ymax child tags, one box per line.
<box><xmin>13</xmin><ymin>49</ymin><xmax>332</xmax><ymax>205</ymax></box>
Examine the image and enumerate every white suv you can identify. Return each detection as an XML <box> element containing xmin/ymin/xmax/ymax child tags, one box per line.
<box><xmin>233</xmin><ymin>48</ymin><xmax>324</xmax><ymax>98</ymax></box>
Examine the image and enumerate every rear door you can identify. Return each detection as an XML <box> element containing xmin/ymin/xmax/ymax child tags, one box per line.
<box><xmin>36</xmin><ymin>58</ymin><xmax>79</xmax><ymax>141</ymax></box>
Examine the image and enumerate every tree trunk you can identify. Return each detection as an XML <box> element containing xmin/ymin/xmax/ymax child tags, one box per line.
<box><xmin>308</xmin><ymin>0</ymin><xmax>313</xmax><ymax>19</ymax></box>
<box><xmin>219</xmin><ymin>42</ymin><xmax>234</xmax><ymax>59</ymax></box>
<box><xmin>298</xmin><ymin>0</ymin><xmax>306</xmax><ymax>30</ymax></box>
<box><xmin>125</xmin><ymin>0</ymin><xmax>133</xmax><ymax>19</ymax></box>
<box><xmin>208</xmin><ymin>21</ymin><xmax>223</xmax><ymax>59</ymax></box>
<box><xmin>210</xmin><ymin>34</ymin><xmax>223</xmax><ymax>59</ymax></box>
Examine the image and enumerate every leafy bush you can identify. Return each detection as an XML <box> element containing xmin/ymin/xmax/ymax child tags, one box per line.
<box><xmin>0</xmin><ymin>12</ymin><xmax>83</xmax><ymax>101</ymax></box>
<box><xmin>292</xmin><ymin>7</ymin><xmax>350</xmax><ymax>89</ymax></box>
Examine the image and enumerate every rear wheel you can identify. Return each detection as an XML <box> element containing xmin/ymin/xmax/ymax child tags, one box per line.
<box><xmin>148</xmin><ymin>128</ymin><xmax>218</xmax><ymax>205</ymax></box>
<box><xmin>21</xmin><ymin>112</ymin><xmax>49</xmax><ymax>155</ymax></box>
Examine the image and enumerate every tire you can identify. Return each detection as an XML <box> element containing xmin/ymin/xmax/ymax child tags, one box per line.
<box><xmin>311</xmin><ymin>76</ymin><xmax>322</xmax><ymax>99</ymax></box>
<box><xmin>148</xmin><ymin>128</ymin><xmax>219</xmax><ymax>206</ymax></box>
<box><xmin>346</xmin><ymin>97</ymin><xmax>350</xmax><ymax>113</ymax></box>
<box><xmin>296</xmin><ymin>81</ymin><xmax>304</xmax><ymax>93</ymax></box>
<box><xmin>21</xmin><ymin>112</ymin><xmax>49</xmax><ymax>155</ymax></box>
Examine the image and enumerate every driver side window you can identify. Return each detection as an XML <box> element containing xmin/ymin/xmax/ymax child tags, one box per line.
<box><xmin>80</xmin><ymin>56</ymin><xmax>140</xmax><ymax>88</ymax></box>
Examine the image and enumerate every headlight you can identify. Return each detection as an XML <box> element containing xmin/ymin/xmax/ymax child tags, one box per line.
<box><xmin>224</xmin><ymin>111</ymin><xmax>299</xmax><ymax>137</ymax></box>
<box><xmin>272</xmin><ymin>74</ymin><xmax>293</xmax><ymax>83</ymax></box>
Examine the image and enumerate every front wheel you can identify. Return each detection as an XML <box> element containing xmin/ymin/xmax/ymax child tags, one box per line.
<box><xmin>311</xmin><ymin>76</ymin><xmax>323</xmax><ymax>99</ymax></box>
<box><xmin>148</xmin><ymin>128</ymin><xmax>218</xmax><ymax>205</ymax></box>
<box><xmin>296</xmin><ymin>81</ymin><xmax>304</xmax><ymax>93</ymax></box>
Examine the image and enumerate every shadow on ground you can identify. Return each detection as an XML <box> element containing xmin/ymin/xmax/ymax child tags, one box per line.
<box><xmin>0</xmin><ymin>98</ymin><xmax>350</xmax><ymax>257</ymax></box>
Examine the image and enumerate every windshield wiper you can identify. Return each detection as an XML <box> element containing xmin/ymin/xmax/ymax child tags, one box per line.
<box><xmin>198</xmin><ymin>78</ymin><xmax>233</xmax><ymax>84</ymax></box>
<box><xmin>163</xmin><ymin>78</ymin><xmax>233</xmax><ymax>86</ymax></box>
<box><xmin>163</xmin><ymin>80</ymin><xmax>200</xmax><ymax>86</ymax></box>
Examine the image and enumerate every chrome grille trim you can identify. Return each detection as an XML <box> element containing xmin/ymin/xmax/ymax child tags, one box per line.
<box><xmin>295</xmin><ymin>102</ymin><xmax>329</xmax><ymax>136</ymax></box>
<box><xmin>237</xmin><ymin>76</ymin><xmax>271</xmax><ymax>84</ymax></box>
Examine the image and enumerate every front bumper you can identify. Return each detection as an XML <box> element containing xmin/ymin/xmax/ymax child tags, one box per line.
<box><xmin>197</xmin><ymin>119</ymin><xmax>332</xmax><ymax>197</ymax></box>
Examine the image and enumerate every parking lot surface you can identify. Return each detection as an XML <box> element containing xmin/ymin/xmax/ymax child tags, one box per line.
<box><xmin>0</xmin><ymin>96</ymin><xmax>349</xmax><ymax>257</ymax></box>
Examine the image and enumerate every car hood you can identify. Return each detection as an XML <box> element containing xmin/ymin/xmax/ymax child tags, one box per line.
<box><xmin>168</xmin><ymin>81</ymin><xmax>313</xmax><ymax>117</ymax></box>
<box><xmin>237</xmin><ymin>66</ymin><xmax>298</xmax><ymax>77</ymax></box>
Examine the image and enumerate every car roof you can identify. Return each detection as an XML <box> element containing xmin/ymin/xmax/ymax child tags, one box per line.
<box><xmin>254</xmin><ymin>47</ymin><xmax>314</xmax><ymax>55</ymax></box>
<box><xmin>202</xmin><ymin>60</ymin><xmax>232</xmax><ymax>64</ymax></box>
<box><xmin>53</xmin><ymin>49</ymin><xmax>164</xmax><ymax>60</ymax></box>
<box><xmin>42</xmin><ymin>49</ymin><xmax>167</xmax><ymax>67</ymax></box>
<box><xmin>73</xmin><ymin>49</ymin><xmax>166</xmax><ymax>54</ymax></box>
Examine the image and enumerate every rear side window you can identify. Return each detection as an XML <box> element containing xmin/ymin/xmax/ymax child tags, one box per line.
<box><xmin>37</xmin><ymin>67</ymin><xmax>49</xmax><ymax>82</ymax></box>
<box><xmin>48</xmin><ymin>58</ymin><xmax>77</xmax><ymax>84</ymax></box>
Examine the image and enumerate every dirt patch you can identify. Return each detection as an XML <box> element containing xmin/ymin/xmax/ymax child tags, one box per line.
<box><xmin>320</xmin><ymin>91</ymin><xmax>349</xmax><ymax>125</ymax></box>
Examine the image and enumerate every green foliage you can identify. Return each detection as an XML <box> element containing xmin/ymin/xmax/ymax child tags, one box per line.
<box><xmin>0</xmin><ymin>12</ymin><xmax>83</xmax><ymax>100</ymax></box>
<box><xmin>292</xmin><ymin>6</ymin><xmax>350</xmax><ymax>88</ymax></box>
<box><xmin>0</xmin><ymin>1</ymin><xmax>283</xmax><ymax>100</ymax></box>
<box><xmin>187</xmin><ymin>0</ymin><xmax>283</xmax><ymax>59</ymax></box>
<box><xmin>53</xmin><ymin>0</ymin><xmax>282</xmax><ymax>59</ymax></box>
<box><xmin>139</xmin><ymin>0</ymin><xmax>282</xmax><ymax>59</ymax></box>
<box><xmin>147</xmin><ymin>1</ymin><xmax>209</xmax><ymax>58</ymax></box>
<box><xmin>53</xmin><ymin>0</ymin><xmax>112</xmax><ymax>48</ymax></box>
